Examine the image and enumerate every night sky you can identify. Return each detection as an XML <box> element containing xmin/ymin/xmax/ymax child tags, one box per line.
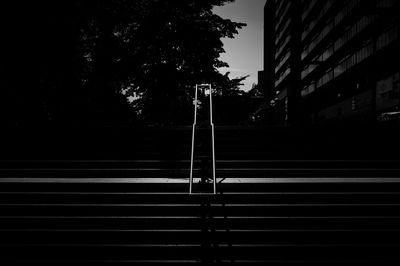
<box><xmin>214</xmin><ymin>0</ymin><xmax>266</xmax><ymax>91</ymax></box>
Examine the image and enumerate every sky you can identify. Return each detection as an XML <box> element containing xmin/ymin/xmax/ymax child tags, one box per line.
<box><xmin>213</xmin><ymin>0</ymin><xmax>266</xmax><ymax>92</ymax></box>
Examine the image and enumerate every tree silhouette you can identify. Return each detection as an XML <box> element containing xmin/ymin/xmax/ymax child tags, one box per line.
<box><xmin>1</xmin><ymin>0</ymin><xmax>246</xmax><ymax>126</ymax></box>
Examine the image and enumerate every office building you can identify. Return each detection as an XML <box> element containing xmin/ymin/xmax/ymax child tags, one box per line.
<box><xmin>263</xmin><ymin>0</ymin><xmax>400</xmax><ymax>125</ymax></box>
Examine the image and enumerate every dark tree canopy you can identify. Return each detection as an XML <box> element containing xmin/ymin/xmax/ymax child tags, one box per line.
<box><xmin>1</xmin><ymin>0</ymin><xmax>247</xmax><ymax>127</ymax></box>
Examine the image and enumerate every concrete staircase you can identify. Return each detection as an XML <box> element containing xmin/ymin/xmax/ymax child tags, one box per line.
<box><xmin>1</xmin><ymin>127</ymin><xmax>400</xmax><ymax>265</ymax></box>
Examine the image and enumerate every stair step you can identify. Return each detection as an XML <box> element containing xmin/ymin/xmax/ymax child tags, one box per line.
<box><xmin>2</xmin><ymin>243</ymin><xmax>399</xmax><ymax>261</ymax></box>
<box><xmin>1</xmin><ymin>191</ymin><xmax>399</xmax><ymax>204</ymax></box>
<box><xmin>1</xmin><ymin>127</ymin><xmax>400</xmax><ymax>264</ymax></box>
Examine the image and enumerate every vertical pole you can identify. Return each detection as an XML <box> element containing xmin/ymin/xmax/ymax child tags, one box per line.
<box><xmin>209</xmin><ymin>85</ymin><xmax>217</xmax><ymax>194</ymax></box>
<box><xmin>189</xmin><ymin>85</ymin><xmax>198</xmax><ymax>194</ymax></box>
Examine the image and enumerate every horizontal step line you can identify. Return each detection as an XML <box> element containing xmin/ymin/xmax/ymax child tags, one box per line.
<box><xmin>2</xmin><ymin>169</ymin><xmax>191</xmax><ymax>171</ymax></box>
<box><xmin>1</xmin><ymin>216</ymin><xmax>399</xmax><ymax>219</ymax></box>
<box><xmin>1</xmin><ymin>229</ymin><xmax>203</xmax><ymax>233</ymax></box>
<box><xmin>2</xmin><ymin>192</ymin><xmax>399</xmax><ymax>195</ymax></box>
<box><xmin>2</xmin><ymin>229</ymin><xmax>399</xmax><ymax>233</ymax></box>
<box><xmin>1</xmin><ymin>203</ymin><xmax>399</xmax><ymax>207</ymax></box>
<box><xmin>2</xmin><ymin>168</ymin><xmax>400</xmax><ymax>171</ymax></box>
<box><xmin>2</xmin><ymin>243</ymin><xmax>396</xmax><ymax>248</ymax></box>
<box><xmin>4</xmin><ymin>259</ymin><xmax>381</xmax><ymax>264</ymax></box>
<box><xmin>2</xmin><ymin>244</ymin><xmax>201</xmax><ymax>247</ymax></box>
<box><xmin>0</xmin><ymin>216</ymin><xmax>199</xmax><ymax>219</ymax></box>
<box><xmin>0</xmin><ymin>160</ymin><xmax>192</xmax><ymax>163</ymax></box>
<box><xmin>0</xmin><ymin>260</ymin><xmax>197</xmax><ymax>264</ymax></box>
<box><xmin>2</xmin><ymin>178</ymin><xmax>400</xmax><ymax>183</ymax></box>
<box><xmin>1</xmin><ymin>160</ymin><xmax>399</xmax><ymax>163</ymax></box>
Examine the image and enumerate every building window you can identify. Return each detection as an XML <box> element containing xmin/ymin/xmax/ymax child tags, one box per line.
<box><xmin>275</xmin><ymin>2</ymin><xmax>292</xmax><ymax>32</ymax></box>
<box><xmin>301</xmin><ymin>82</ymin><xmax>316</xmax><ymax>97</ymax></box>
<box><xmin>377</xmin><ymin>0</ymin><xmax>398</xmax><ymax>7</ymax></box>
<box><xmin>302</xmin><ymin>0</ymin><xmax>334</xmax><ymax>41</ymax></box>
<box><xmin>302</xmin><ymin>0</ymin><xmax>318</xmax><ymax>22</ymax></box>
<box><xmin>275</xmin><ymin>67</ymin><xmax>291</xmax><ymax>87</ymax></box>
<box><xmin>334</xmin><ymin>0</ymin><xmax>361</xmax><ymax>26</ymax></box>
<box><xmin>275</xmin><ymin>34</ymin><xmax>291</xmax><ymax>60</ymax></box>
<box><xmin>275</xmin><ymin>50</ymin><xmax>291</xmax><ymax>74</ymax></box>
<box><xmin>356</xmin><ymin>40</ymin><xmax>373</xmax><ymax>63</ymax></box>
<box><xmin>316</xmin><ymin>68</ymin><xmax>334</xmax><ymax>88</ymax></box>
<box><xmin>275</xmin><ymin>18</ymin><xmax>292</xmax><ymax>46</ymax></box>
<box><xmin>377</xmin><ymin>26</ymin><xmax>399</xmax><ymax>51</ymax></box>
<box><xmin>302</xmin><ymin>18</ymin><xmax>334</xmax><ymax>59</ymax></box>
<box><xmin>334</xmin><ymin>15</ymin><xmax>376</xmax><ymax>52</ymax></box>
<box><xmin>333</xmin><ymin>40</ymin><xmax>374</xmax><ymax>78</ymax></box>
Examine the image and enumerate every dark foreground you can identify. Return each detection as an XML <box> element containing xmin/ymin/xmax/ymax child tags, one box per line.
<box><xmin>1</xmin><ymin>126</ymin><xmax>400</xmax><ymax>265</ymax></box>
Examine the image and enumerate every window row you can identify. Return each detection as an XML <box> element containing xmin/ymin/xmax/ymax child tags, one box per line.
<box><xmin>376</xmin><ymin>0</ymin><xmax>398</xmax><ymax>7</ymax></box>
<box><xmin>275</xmin><ymin>18</ymin><xmax>291</xmax><ymax>46</ymax></box>
<box><xmin>302</xmin><ymin>18</ymin><xmax>334</xmax><ymax>60</ymax></box>
<box><xmin>275</xmin><ymin>67</ymin><xmax>291</xmax><ymax>87</ymax></box>
<box><xmin>302</xmin><ymin>0</ymin><xmax>318</xmax><ymax>22</ymax></box>
<box><xmin>334</xmin><ymin>0</ymin><xmax>361</xmax><ymax>26</ymax></box>
<box><xmin>334</xmin><ymin>40</ymin><xmax>373</xmax><ymax>78</ymax></box>
<box><xmin>317</xmin><ymin>68</ymin><xmax>334</xmax><ymax>89</ymax></box>
<box><xmin>377</xmin><ymin>26</ymin><xmax>399</xmax><ymax>51</ymax></box>
<box><xmin>275</xmin><ymin>1</ymin><xmax>291</xmax><ymax>33</ymax></box>
<box><xmin>275</xmin><ymin>34</ymin><xmax>291</xmax><ymax>60</ymax></box>
<box><xmin>335</xmin><ymin>15</ymin><xmax>376</xmax><ymax>52</ymax></box>
<box><xmin>302</xmin><ymin>0</ymin><xmax>363</xmax><ymax>60</ymax></box>
<box><xmin>302</xmin><ymin>0</ymin><xmax>334</xmax><ymax>41</ymax></box>
<box><xmin>302</xmin><ymin>13</ymin><xmax>375</xmax><ymax>80</ymax></box>
<box><xmin>276</xmin><ymin>50</ymin><xmax>291</xmax><ymax>74</ymax></box>
<box><xmin>275</xmin><ymin>0</ymin><xmax>289</xmax><ymax>21</ymax></box>
<box><xmin>302</xmin><ymin>43</ymin><xmax>335</xmax><ymax>80</ymax></box>
<box><xmin>302</xmin><ymin>63</ymin><xmax>317</xmax><ymax>80</ymax></box>
<box><xmin>301</xmin><ymin>82</ymin><xmax>316</xmax><ymax>97</ymax></box>
<box><xmin>301</xmin><ymin>40</ymin><xmax>374</xmax><ymax>98</ymax></box>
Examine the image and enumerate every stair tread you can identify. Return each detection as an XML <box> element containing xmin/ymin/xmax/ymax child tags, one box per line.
<box><xmin>2</xmin><ymin>127</ymin><xmax>400</xmax><ymax>263</ymax></box>
<box><xmin>2</xmin><ymin>177</ymin><xmax>400</xmax><ymax>183</ymax></box>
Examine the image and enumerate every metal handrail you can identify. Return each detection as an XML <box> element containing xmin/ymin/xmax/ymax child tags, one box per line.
<box><xmin>189</xmin><ymin>84</ymin><xmax>216</xmax><ymax>195</ymax></box>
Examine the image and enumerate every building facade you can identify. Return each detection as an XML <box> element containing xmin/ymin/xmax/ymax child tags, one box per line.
<box><xmin>263</xmin><ymin>0</ymin><xmax>400</xmax><ymax>125</ymax></box>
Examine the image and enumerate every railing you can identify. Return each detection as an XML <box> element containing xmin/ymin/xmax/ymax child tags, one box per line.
<box><xmin>189</xmin><ymin>84</ymin><xmax>216</xmax><ymax>195</ymax></box>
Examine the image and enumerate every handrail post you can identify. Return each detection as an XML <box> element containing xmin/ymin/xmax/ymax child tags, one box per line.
<box><xmin>208</xmin><ymin>84</ymin><xmax>217</xmax><ymax>194</ymax></box>
<box><xmin>189</xmin><ymin>85</ymin><xmax>199</xmax><ymax>194</ymax></box>
<box><xmin>189</xmin><ymin>84</ymin><xmax>216</xmax><ymax>195</ymax></box>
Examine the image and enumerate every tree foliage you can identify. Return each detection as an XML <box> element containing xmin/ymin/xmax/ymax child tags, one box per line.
<box><xmin>1</xmin><ymin>0</ymin><xmax>246</xmax><ymax>126</ymax></box>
